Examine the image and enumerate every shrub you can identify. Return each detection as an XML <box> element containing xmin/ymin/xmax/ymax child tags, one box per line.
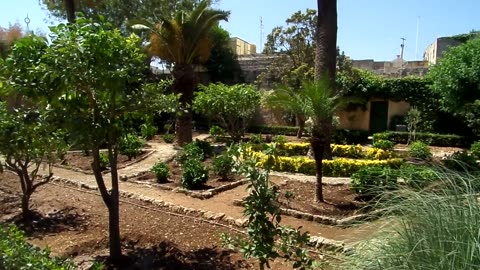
<box><xmin>250</xmin><ymin>134</ymin><xmax>264</xmax><ymax>144</ymax></box>
<box><xmin>399</xmin><ymin>164</ymin><xmax>438</xmax><ymax>188</ymax></box>
<box><xmin>248</xmin><ymin>125</ymin><xmax>300</xmax><ymax>136</ymax></box>
<box><xmin>470</xmin><ymin>141</ymin><xmax>480</xmax><ymax>159</ymax></box>
<box><xmin>140</xmin><ymin>121</ymin><xmax>158</xmax><ymax>140</ymax></box>
<box><xmin>162</xmin><ymin>133</ymin><xmax>175</xmax><ymax>143</ymax></box>
<box><xmin>209</xmin><ymin>125</ymin><xmax>225</xmax><ymax>142</ymax></box>
<box><xmin>373</xmin><ymin>139</ymin><xmax>395</xmax><ymax>151</ymax></box>
<box><xmin>99</xmin><ymin>152</ymin><xmax>110</xmax><ymax>169</ymax></box>
<box><xmin>408</xmin><ymin>141</ymin><xmax>432</xmax><ymax>160</ymax></box>
<box><xmin>365</xmin><ymin>148</ymin><xmax>396</xmax><ymax>160</ymax></box>
<box><xmin>273</xmin><ymin>135</ymin><xmax>287</xmax><ymax>144</ymax></box>
<box><xmin>373</xmin><ymin>131</ymin><xmax>466</xmax><ymax>147</ymax></box>
<box><xmin>331</xmin><ymin>144</ymin><xmax>364</xmax><ymax>159</ymax></box>
<box><xmin>192</xmin><ymin>139</ymin><xmax>213</xmax><ymax>158</ymax></box>
<box><xmin>177</xmin><ymin>143</ymin><xmax>204</xmax><ymax>164</ymax></box>
<box><xmin>213</xmin><ymin>153</ymin><xmax>236</xmax><ymax>180</ymax></box>
<box><xmin>443</xmin><ymin>151</ymin><xmax>480</xmax><ymax>173</ymax></box>
<box><xmin>181</xmin><ymin>158</ymin><xmax>208</xmax><ymax>189</ymax></box>
<box><xmin>331</xmin><ymin>129</ymin><xmax>369</xmax><ymax>144</ymax></box>
<box><xmin>350</xmin><ymin>166</ymin><xmax>398</xmax><ymax>198</ymax></box>
<box><xmin>119</xmin><ymin>133</ymin><xmax>144</xmax><ymax>160</ymax></box>
<box><xmin>273</xmin><ymin>143</ymin><xmax>363</xmax><ymax>158</ymax></box>
<box><xmin>151</xmin><ymin>161</ymin><xmax>170</xmax><ymax>183</ymax></box>
<box><xmin>0</xmin><ymin>225</ymin><xmax>74</xmax><ymax>270</ymax></box>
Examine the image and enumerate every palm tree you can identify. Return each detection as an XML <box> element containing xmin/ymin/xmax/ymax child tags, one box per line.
<box><xmin>141</xmin><ymin>0</ymin><xmax>229</xmax><ymax>145</ymax></box>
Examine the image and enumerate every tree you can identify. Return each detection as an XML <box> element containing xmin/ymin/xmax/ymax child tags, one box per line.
<box><xmin>137</xmin><ymin>0</ymin><xmax>229</xmax><ymax>145</ymax></box>
<box><xmin>0</xmin><ymin>23</ymin><xmax>26</xmax><ymax>59</ymax></box>
<box><xmin>39</xmin><ymin>18</ymin><xmax>175</xmax><ymax>263</ymax></box>
<box><xmin>428</xmin><ymin>38</ymin><xmax>480</xmax><ymax>134</ymax></box>
<box><xmin>193</xmin><ymin>83</ymin><xmax>260</xmax><ymax>141</ymax></box>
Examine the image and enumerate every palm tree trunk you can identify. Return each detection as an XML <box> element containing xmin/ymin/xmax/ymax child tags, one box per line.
<box><xmin>315</xmin><ymin>0</ymin><xmax>337</xmax><ymax>82</ymax></box>
<box><xmin>64</xmin><ymin>0</ymin><xmax>76</xmax><ymax>23</ymax></box>
<box><xmin>173</xmin><ymin>64</ymin><xmax>196</xmax><ymax>146</ymax></box>
<box><xmin>311</xmin><ymin>135</ymin><xmax>325</xmax><ymax>202</ymax></box>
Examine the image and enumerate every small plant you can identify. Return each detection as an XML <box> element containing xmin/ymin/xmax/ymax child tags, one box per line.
<box><xmin>151</xmin><ymin>161</ymin><xmax>170</xmax><ymax>183</ymax></box>
<box><xmin>373</xmin><ymin>139</ymin><xmax>395</xmax><ymax>151</ymax></box>
<box><xmin>162</xmin><ymin>133</ymin><xmax>175</xmax><ymax>143</ymax></box>
<box><xmin>177</xmin><ymin>143</ymin><xmax>205</xmax><ymax>164</ymax></box>
<box><xmin>192</xmin><ymin>139</ymin><xmax>213</xmax><ymax>158</ymax></box>
<box><xmin>470</xmin><ymin>141</ymin><xmax>480</xmax><ymax>159</ymax></box>
<box><xmin>181</xmin><ymin>158</ymin><xmax>209</xmax><ymax>189</ymax></box>
<box><xmin>213</xmin><ymin>153</ymin><xmax>235</xmax><ymax>180</ymax></box>
<box><xmin>119</xmin><ymin>133</ymin><xmax>144</xmax><ymax>160</ymax></box>
<box><xmin>140</xmin><ymin>121</ymin><xmax>158</xmax><ymax>140</ymax></box>
<box><xmin>209</xmin><ymin>125</ymin><xmax>225</xmax><ymax>142</ymax></box>
<box><xmin>284</xmin><ymin>190</ymin><xmax>295</xmax><ymax>207</ymax></box>
<box><xmin>408</xmin><ymin>141</ymin><xmax>432</xmax><ymax>160</ymax></box>
<box><xmin>99</xmin><ymin>152</ymin><xmax>110</xmax><ymax>169</ymax></box>
<box><xmin>250</xmin><ymin>133</ymin><xmax>264</xmax><ymax>144</ymax></box>
<box><xmin>163</xmin><ymin>123</ymin><xmax>173</xmax><ymax>134</ymax></box>
<box><xmin>443</xmin><ymin>151</ymin><xmax>480</xmax><ymax>173</ymax></box>
<box><xmin>399</xmin><ymin>164</ymin><xmax>438</xmax><ymax>188</ymax></box>
<box><xmin>406</xmin><ymin>107</ymin><xmax>422</xmax><ymax>143</ymax></box>
<box><xmin>273</xmin><ymin>135</ymin><xmax>287</xmax><ymax>145</ymax></box>
<box><xmin>351</xmin><ymin>166</ymin><xmax>397</xmax><ymax>199</ymax></box>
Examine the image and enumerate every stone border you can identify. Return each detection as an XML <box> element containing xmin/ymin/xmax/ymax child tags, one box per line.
<box><xmin>53</xmin><ymin>150</ymin><xmax>156</xmax><ymax>175</ymax></box>
<box><xmin>43</xmin><ymin>174</ymin><xmax>349</xmax><ymax>252</ymax></box>
<box><xmin>232</xmin><ymin>199</ymin><xmax>383</xmax><ymax>226</ymax></box>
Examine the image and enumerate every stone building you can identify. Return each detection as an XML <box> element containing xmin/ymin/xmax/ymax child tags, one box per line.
<box><xmin>423</xmin><ymin>37</ymin><xmax>462</xmax><ymax>65</ymax></box>
<box><xmin>229</xmin><ymin>37</ymin><xmax>257</xmax><ymax>56</ymax></box>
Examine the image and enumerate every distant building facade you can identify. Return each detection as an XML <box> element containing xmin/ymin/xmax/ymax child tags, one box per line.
<box><xmin>423</xmin><ymin>37</ymin><xmax>463</xmax><ymax>65</ymax></box>
<box><xmin>229</xmin><ymin>37</ymin><xmax>257</xmax><ymax>55</ymax></box>
<box><xmin>352</xmin><ymin>57</ymin><xmax>429</xmax><ymax>77</ymax></box>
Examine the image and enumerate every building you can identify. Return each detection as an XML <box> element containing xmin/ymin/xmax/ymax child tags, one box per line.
<box><xmin>423</xmin><ymin>37</ymin><xmax>463</xmax><ymax>65</ymax></box>
<box><xmin>352</xmin><ymin>57</ymin><xmax>429</xmax><ymax>77</ymax></box>
<box><xmin>229</xmin><ymin>37</ymin><xmax>257</xmax><ymax>55</ymax></box>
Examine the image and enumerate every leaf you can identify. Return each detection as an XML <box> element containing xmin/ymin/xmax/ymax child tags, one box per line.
<box><xmin>130</xmin><ymin>24</ymin><xmax>151</xmax><ymax>30</ymax></box>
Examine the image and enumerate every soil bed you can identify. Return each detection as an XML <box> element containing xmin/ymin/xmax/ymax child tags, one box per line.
<box><xmin>59</xmin><ymin>151</ymin><xmax>151</xmax><ymax>172</ymax></box>
<box><xmin>274</xmin><ymin>177</ymin><xmax>365</xmax><ymax>218</ymax></box>
<box><xmin>129</xmin><ymin>159</ymin><xmax>243</xmax><ymax>191</ymax></box>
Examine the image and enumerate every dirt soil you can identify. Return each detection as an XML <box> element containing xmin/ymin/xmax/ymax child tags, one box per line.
<box><xmin>129</xmin><ymin>159</ymin><xmax>242</xmax><ymax>190</ymax></box>
<box><xmin>276</xmin><ymin>179</ymin><xmax>364</xmax><ymax>218</ymax></box>
<box><xmin>0</xmin><ymin>171</ymin><xmax>297</xmax><ymax>270</ymax></box>
<box><xmin>60</xmin><ymin>151</ymin><xmax>151</xmax><ymax>172</ymax></box>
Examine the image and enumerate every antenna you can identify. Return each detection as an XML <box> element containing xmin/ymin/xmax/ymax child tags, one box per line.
<box><xmin>24</xmin><ymin>14</ymin><xmax>31</xmax><ymax>34</ymax></box>
<box><xmin>400</xmin><ymin>38</ymin><xmax>406</xmax><ymax>60</ymax></box>
<box><xmin>415</xmin><ymin>16</ymin><xmax>420</xmax><ymax>60</ymax></box>
<box><xmin>260</xmin><ymin>16</ymin><xmax>264</xmax><ymax>53</ymax></box>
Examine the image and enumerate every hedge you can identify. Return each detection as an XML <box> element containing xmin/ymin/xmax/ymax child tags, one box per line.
<box><xmin>0</xmin><ymin>225</ymin><xmax>74</xmax><ymax>270</ymax></box>
<box><xmin>251</xmin><ymin>151</ymin><xmax>404</xmax><ymax>177</ymax></box>
<box><xmin>270</xmin><ymin>143</ymin><xmax>394</xmax><ymax>160</ymax></box>
<box><xmin>373</xmin><ymin>131</ymin><xmax>466</xmax><ymax>147</ymax></box>
<box><xmin>248</xmin><ymin>125</ymin><xmax>369</xmax><ymax>144</ymax></box>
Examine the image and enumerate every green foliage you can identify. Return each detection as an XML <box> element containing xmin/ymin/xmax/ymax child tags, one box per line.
<box><xmin>119</xmin><ymin>134</ymin><xmax>144</xmax><ymax>160</ymax></box>
<box><xmin>442</xmin><ymin>151</ymin><xmax>480</xmax><ymax>173</ymax></box>
<box><xmin>406</xmin><ymin>107</ymin><xmax>422</xmax><ymax>143</ymax></box>
<box><xmin>223</xmin><ymin>144</ymin><xmax>316</xmax><ymax>269</ymax></box>
<box><xmin>0</xmin><ymin>225</ymin><xmax>74</xmax><ymax>269</ymax></box>
<box><xmin>193</xmin><ymin>83</ymin><xmax>261</xmax><ymax>141</ymax></box>
<box><xmin>373</xmin><ymin>131</ymin><xmax>466</xmax><ymax>147</ymax></box>
<box><xmin>151</xmin><ymin>161</ymin><xmax>170</xmax><ymax>183</ymax></box>
<box><xmin>470</xmin><ymin>141</ymin><xmax>480</xmax><ymax>159</ymax></box>
<box><xmin>181</xmin><ymin>158</ymin><xmax>208</xmax><ymax>189</ymax></box>
<box><xmin>162</xmin><ymin>133</ymin><xmax>175</xmax><ymax>143</ymax></box>
<box><xmin>428</xmin><ymin>38</ymin><xmax>480</xmax><ymax>132</ymax></box>
<box><xmin>408</xmin><ymin>141</ymin><xmax>432</xmax><ymax>160</ymax></box>
<box><xmin>250</xmin><ymin>134</ymin><xmax>265</xmax><ymax>144</ymax></box>
<box><xmin>331</xmin><ymin>129</ymin><xmax>369</xmax><ymax>144</ymax></box>
<box><xmin>177</xmin><ymin>143</ymin><xmax>204</xmax><ymax>164</ymax></box>
<box><xmin>249</xmin><ymin>125</ymin><xmax>301</xmax><ymax>136</ymax></box>
<box><xmin>351</xmin><ymin>166</ymin><xmax>398</xmax><ymax>198</ymax></box>
<box><xmin>192</xmin><ymin>139</ymin><xmax>213</xmax><ymax>158</ymax></box>
<box><xmin>205</xmin><ymin>25</ymin><xmax>241</xmax><ymax>83</ymax></box>
<box><xmin>398</xmin><ymin>164</ymin><xmax>439</xmax><ymax>188</ymax></box>
<box><xmin>212</xmin><ymin>153</ymin><xmax>235</xmax><ymax>180</ymax></box>
<box><xmin>140</xmin><ymin>120</ymin><xmax>158</xmax><ymax>140</ymax></box>
<box><xmin>273</xmin><ymin>135</ymin><xmax>287</xmax><ymax>145</ymax></box>
<box><xmin>208</xmin><ymin>125</ymin><xmax>225</xmax><ymax>142</ymax></box>
<box><xmin>99</xmin><ymin>152</ymin><xmax>110</xmax><ymax>169</ymax></box>
<box><xmin>372</xmin><ymin>139</ymin><xmax>395</xmax><ymax>151</ymax></box>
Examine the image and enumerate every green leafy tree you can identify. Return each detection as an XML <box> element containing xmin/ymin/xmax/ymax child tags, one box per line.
<box><xmin>0</xmin><ymin>23</ymin><xmax>26</xmax><ymax>59</ymax></box>
<box><xmin>193</xmin><ymin>83</ymin><xmax>260</xmax><ymax>141</ymax></box>
<box><xmin>135</xmin><ymin>1</ymin><xmax>229</xmax><ymax>145</ymax></box>
<box><xmin>428</xmin><ymin>38</ymin><xmax>480</xmax><ymax>133</ymax></box>
<box><xmin>39</xmin><ymin>18</ymin><xmax>176</xmax><ymax>263</ymax></box>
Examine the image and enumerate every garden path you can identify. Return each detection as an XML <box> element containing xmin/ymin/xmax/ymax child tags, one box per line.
<box><xmin>39</xmin><ymin>134</ymin><xmax>372</xmax><ymax>244</ymax></box>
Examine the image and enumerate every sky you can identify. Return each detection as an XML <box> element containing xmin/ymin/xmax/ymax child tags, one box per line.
<box><xmin>1</xmin><ymin>0</ymin><xmax>479</xmax><ymax>61</ymax></box>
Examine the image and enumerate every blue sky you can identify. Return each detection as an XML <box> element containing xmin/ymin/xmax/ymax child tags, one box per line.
<box><xmin>1</xmin><ymin>0</ymin><xmax>478</xmax><ymax>61</ymax></box>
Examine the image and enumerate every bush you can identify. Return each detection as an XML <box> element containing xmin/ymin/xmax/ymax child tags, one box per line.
<box><xmin>248</xmin><ymin>125</ymin><xmax>300</xmax><ymax>136</ymax></box>
<box><xmin>99</xmin><ymin>152</ymin><xmax>109</xmax><ymax>169</ymax></box>
<box><xmin>331</xmin><ymin>129</ymin><xmax>369</xmax><ymax>144</ymax></box>
<box><xmin>273</xmin><ymin>135</ymin><xmax>287</xmax><ymax>144</ymax></box>
<box><xmin>181</xmin><ymin>158</ymin><xmax>209</xmax><ymax>189</ymax></box>
<box><xmin>351</xmin><ymin>166</ymin><xmax>398</xmax><ymax>198</ymax></box>
<box><xmin>162</xmin><ymin>133</ymin><xmax>175</xmax><ymax>143</ymax></box>
<box><xmin>373</xmin><ymin>131</ymin><xmax>466</xmax><ymax>147</ymax></box>
<box><xmin>209</xmin><ymin>125</ymin><xmax>225</xmax><ymax>142</ymax></box>
<box><xmin>151</xmin><ymin>161</ymin><xmax>170</xmax><ymax>183</ymax></box>
<box><xmin>140</xmin><ymin>122</ymin><xmax>158</xmax><ymax>140</ymax></box>
<box><xmin>373</xmin><ymin>139</ymin><xmax>395</xmax><ymax>151</ymax></box>
<box><xmin>408</xmin><ymin>141</ymin><xmax>432</xmax><ymax>160</ymax></box>
<box><xmin>399</xmin><ymin>164</ymin><xmax>438</xmax><ymax>188</ymax></box>
<box><xmin>119</xmin><ymin>133</ymin><xmax>144</xmax><ymax>160</ymax></box>
<box><xmin>331</xmin><ymin>144</ymin><xmax>364</xmax><ymax>159</ymax></box>
<box><xmin>442</xmin><ymin>151</ymin><xmax>480</xmax><ymax>173</ymax></box>
<box><xmin>177</xmin><ymin>143</ymin><xmax>204</xmax><ymax>164</ymax></box>
<box><xmin>192</xmin><ymin>139</ymin><xmax>213</xmax><ymax>158</ymax></box>
<box><xmin>273</xmin><ymin>143</ymin><xmax>363</xmax><ymax>158</ymax></box>
<box><xmin>213</xmin><ymin>153</ymin><xmax>236</xmax><ymax>180</ymax></box>
<box><xmin>470</xmin><ymin>141</ymin><xmax>480</xmax><ymax>159</ymax></box>
<box><xmin>250</xmin><ymin>134</ymin><xmax>264</xmax><ymax>144</ymax></box>
<box><xmin>0</xmin><ymin>225</ymin><xmax>74</xmax><ymax>270</ymax></box>
<box><xmin>365</xmin><ymin>148</ymin><xmax>396</xmax><ymax>160</ymax></box>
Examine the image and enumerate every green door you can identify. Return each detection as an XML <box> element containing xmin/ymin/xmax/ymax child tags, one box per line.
<box><xmin>369</xmin><ymin>101</ymin><xmax>388</xmax><ymax>134</ymax></box>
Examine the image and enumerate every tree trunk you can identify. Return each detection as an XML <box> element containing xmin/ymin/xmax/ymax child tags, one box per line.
<box><xmin>173</xmin><ymin>64</ymin><xmax>197</xmax><ymax>146</ymax></box>
<box><xmin>21</xmin><ymin>193</ymin><xmax>31</xmax><ymax>221</ymax></box>
<box><xmin>315</xmin><ymin>0</ymin><xmax>337</xmax><ymax>82</ymax></box>
<box><xmin>64</xmin><ymin>0</ymin><xmax>76</xmax><ymax>23</ymax></box>
<box><xmin>296</xmin><ymin>115</ymin><xmax>305</xmax><ymax>138</ymax></box>
<box><xmin>311</xmin><ymin>135</ymin><xmax>325</xmax><ymax>202</ymax></box>
<box><xmin>107</xmin><ymin>146</ymin><xmax>122</xmax><ymax>263</ymax></box>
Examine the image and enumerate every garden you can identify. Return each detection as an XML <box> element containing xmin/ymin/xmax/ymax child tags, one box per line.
<box><xmin>1</xmin><ymin>0</ymin><xmax>480</xmax><ymax>270</ymax></box>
